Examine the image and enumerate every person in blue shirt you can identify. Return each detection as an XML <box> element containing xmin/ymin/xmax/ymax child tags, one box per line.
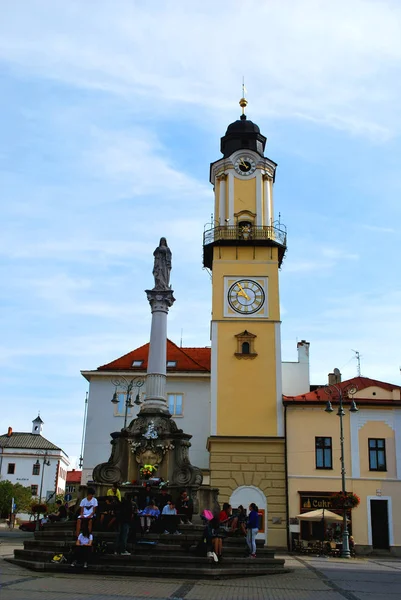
<box><xmin>138</xmin><ymin>500</ymin><xmax>160</xmax><ymax>533</ymax></box>
<box><xmin>246</xmin><ymin>503</ymin><xmax>259</xmax><ymax>558</ymax></box>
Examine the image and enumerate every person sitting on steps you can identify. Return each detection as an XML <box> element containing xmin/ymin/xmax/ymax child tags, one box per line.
<box><xmin>138</xmin><ymin>500</ymin><xmax>160</xmax><ymax>533</ymax></box>
<box><xmin>76</xmin><ymin>488</ymin><xmax>97</xmax><ymax>537</ymax></box>
<box><xmin>162</xmin><ymin>500</ymin><xmax>181</xmax><ymax>535</ymax></box>
<box><xmin>70</xmin><ymin>518</ymin><xmax>93</xmax><ymax>569</ymax></box>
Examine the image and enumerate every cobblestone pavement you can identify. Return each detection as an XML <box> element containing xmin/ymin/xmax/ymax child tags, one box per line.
<box><xmin>1</xmin><ymin>541</ymin><xmax>401</xmax><ymax>600</ymax></box>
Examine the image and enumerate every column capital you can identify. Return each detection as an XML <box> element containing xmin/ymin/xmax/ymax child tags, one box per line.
<box><xmin>145</xmin><ymin>289</ymin><xmax>176</xmax><ymax>312</ymax></box>
<box><xmin>216</xmin><ymin>172</ymin><xmax>227</xmax><ymax>182</ymax></box>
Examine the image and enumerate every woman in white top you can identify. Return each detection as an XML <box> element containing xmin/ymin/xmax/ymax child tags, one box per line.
<box><xmin>71</xmin><ymin>519</ymin><xmax>93</xmax><ymax>568</ymax></box>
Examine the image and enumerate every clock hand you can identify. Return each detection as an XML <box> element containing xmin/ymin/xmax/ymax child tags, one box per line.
<box><xmin>240</xmin><ymin>158</ymin><xmax>247</xmax><ymax>168</ymax></box>
<box><xmin>237</xmin><ymin>283</ymin><xmax>250</xmax><ymax>300</ymax></box>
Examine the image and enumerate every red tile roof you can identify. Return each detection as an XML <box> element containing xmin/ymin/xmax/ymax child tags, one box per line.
<box><xmin>66</xmin><ymin>470</ymin><xmax>82</xmax><ymax>484</ymax></box>
<box><xmin>98</xmin><ymin>339</ymin><xmax>211</xmax><ymax>373</ymax></box>
<box><xmin>284</xmin><ymin>376</ymin><xmax>401</xmax><ymax>404</ymax></box>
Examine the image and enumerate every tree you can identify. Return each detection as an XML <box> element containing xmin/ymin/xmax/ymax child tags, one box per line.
<box><xmin>0</xmin><ymin>480</ymin><xmax>33</xmax><ymax>518</ymax></box>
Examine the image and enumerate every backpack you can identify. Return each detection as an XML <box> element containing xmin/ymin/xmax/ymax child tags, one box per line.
<box><xmin>201</xmin><ymin>509</ymin><xmax>213</xmax><ymax>521</ymax></box>
<box><xmin>51</xmin><ymin>554</ymin><xmax>67</xmax><ymax>564</ymax></box>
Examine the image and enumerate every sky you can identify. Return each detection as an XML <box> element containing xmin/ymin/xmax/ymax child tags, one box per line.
<box><xmin>1</xmin><ymin>0</ymin><xmax>401</xmax><ymax>467</ymax></box>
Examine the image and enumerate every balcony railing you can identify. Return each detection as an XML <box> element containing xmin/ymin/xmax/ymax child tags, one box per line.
<box><xmin>203</xmin><ymin>224</ymin><xmax>287</xmax><ymax>248</ymax></box>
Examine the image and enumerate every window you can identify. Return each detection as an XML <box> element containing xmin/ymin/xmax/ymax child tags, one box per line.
<box><xmin>315</xmin><ymin>437</ymin><xmax>332</xmax><ymax>469</ymax></box>
<box><xmin>114</xmin><ymin>392</ymin><xmax>133</xmax><ymax>417</ymax></box>
<box><xmin>242</xmin><ymin>342</ymin><xmax>250</xmax><ymax>354</ymax></box>
<box><xmin>235</xmin><ymin>330</ymin><xmax>257</xmax><ymax>359</ymax></box>
<box><xmin>132</xmin><ymin>360</ymin><xmax>143</xmax><ymax>367</ymax></box>
<box><xmin>369</xmin><ymin>438</ymin><xmax>386</xmax><ymax>471</ymax></box>
<box><xmin>32</xmin><ymin>463</ymin><xmax>40</xmax><ymax>476</ymax></box>
<box><xmin>167</xmin><ymin>361</ymin><xmax>177</xmax><ymax>368</ymax></box>
<box><xmin>31</xmin><ymin>485</ymin><xmax>38</xmax><ymax>495</ymax></box>
<box><xmin>7</xmin><ymin>463</ymin><xmax>15</xmax><ymax>474</ymax></box>
<box><xmin>168</xmin><ymin>393</ymin><xmax>183</xmax><ymax>416</ymax></box>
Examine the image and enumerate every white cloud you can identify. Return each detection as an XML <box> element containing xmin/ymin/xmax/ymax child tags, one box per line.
<box><xmin>0</xmin><ymin>1</ymin><xmax>401</xmax><ymax>137</ymax></box>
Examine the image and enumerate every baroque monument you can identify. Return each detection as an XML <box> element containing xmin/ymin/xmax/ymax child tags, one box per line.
<box><xmin>93</xmin><ymin>238</ymin><xmax>203</xmax><ymax>502</ymax></box>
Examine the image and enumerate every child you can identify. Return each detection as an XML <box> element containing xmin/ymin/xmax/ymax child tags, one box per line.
<box><xmin>76</xmin><ymin>487</ymin><xmax>98</xmax><ymax>537</ymax></box>
<box><xmin>71</xmin><ymin>518</ymin><xmax>93</xmax><ymax>568</ymax></box>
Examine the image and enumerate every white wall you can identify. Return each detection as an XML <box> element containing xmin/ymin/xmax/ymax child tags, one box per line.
<box><xmin>282</xmin><ymin>341</ymin><xmax>310</xmax><ymax>397</ymax></box>
<box><xmin>82</xmin><ymin>374</ymin><xmax>210</xmax><ymax>484</ymax></box>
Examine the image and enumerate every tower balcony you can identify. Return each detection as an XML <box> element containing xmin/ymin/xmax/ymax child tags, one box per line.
<box><xmin>203</xmin><ymin>224</ymin><xmax>287</xmax><ymax>269</ymax></box>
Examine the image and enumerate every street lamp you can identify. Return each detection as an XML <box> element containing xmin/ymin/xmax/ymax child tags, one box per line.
<box><xmin>36</xmin><ymin>452</ymin><xmax>50</xmax><ymax>529</ymax></box>
<box><xmin>324</xmin><ymin>382</ymin><xmax>358</xmax><ymax>558</ymax></box>
<box><xmin>111</xmin><ymin>376</ymin><xmax>145</xmax><ymax>428</ymax></box>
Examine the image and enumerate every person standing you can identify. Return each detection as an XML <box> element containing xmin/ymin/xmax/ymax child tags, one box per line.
<box><xmin>246</xmin><ymin>503</ymin><xmax>259</xmax><ymax>558</ymax></box>
<box><xmin>115</xmin><ymin>494</ymin><xmax>135</xmax><ymax>555</ymax></box>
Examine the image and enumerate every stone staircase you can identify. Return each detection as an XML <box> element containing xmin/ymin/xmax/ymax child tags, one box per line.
<box><xmin>7</xmin><ymin>521</ymin><xmax>289</xmax><ymax>579</ymax></box>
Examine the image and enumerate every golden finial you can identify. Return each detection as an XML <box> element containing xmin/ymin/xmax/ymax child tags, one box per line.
<box><xmin>239</xmin><ymin>77</ymin><xmax>248</xmax><ymax>116</ymax></box>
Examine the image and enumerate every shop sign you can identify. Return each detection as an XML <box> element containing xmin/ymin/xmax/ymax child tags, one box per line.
<box><xmin>299</xmin><ymin>493</ymin><xmax>334</xmax><ymax>511</ymax></box>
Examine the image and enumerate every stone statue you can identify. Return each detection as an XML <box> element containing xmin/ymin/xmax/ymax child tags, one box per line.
<box><xmin>152</xmin><ymin>237</ymin><xmax>172</xmax><ymax>290</ymax></box>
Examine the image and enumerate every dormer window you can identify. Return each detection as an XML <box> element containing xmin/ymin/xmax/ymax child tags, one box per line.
<box><xmin>132</xmin><ymin>360</ymin><xmax>143</xmax><ymax>367</ymax></box>
<box><xmin>167</xmin><ymin>361</ymin><xmax>177</xmax><ymax>368</ymax></box>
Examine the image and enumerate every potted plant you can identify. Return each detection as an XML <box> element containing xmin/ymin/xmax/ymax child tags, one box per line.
<box><xmin>330</xmin><ymin>492</ymin><xmax>360</xmax><ymax>509</ymax></box>
<box><xmin>139</xmin><ymin>464</ymin><xmax>157</xmax><ymax>480</ymax></box>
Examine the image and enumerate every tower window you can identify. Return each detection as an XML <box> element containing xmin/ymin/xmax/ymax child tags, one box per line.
<box><xmin>235</xmin><ymin>330</ymin><xmax>257</xmax><ymax>359</ymax></box>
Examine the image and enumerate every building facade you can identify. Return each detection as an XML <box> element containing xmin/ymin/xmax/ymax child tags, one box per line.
<box><xmin>0</xmin><ymin>417</ymin><xmax>70</xmax><ymax>517</ymax></box>
<box><xmin>285</xmin><ymin>376</ymin><xmax>401</xmax><ymax>555</ymax></box>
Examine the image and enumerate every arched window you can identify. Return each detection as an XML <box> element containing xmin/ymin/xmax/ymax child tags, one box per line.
<box><xmin>242</xmin><ymin>342</ymin><xmax>250</xmax><ymax>354</ymax></box>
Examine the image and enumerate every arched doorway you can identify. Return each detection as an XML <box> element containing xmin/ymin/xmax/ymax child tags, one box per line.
<box><xmin>230</xmin><ymin>486</ymin><xmax>267</xmax><ymax>543</ymax></box>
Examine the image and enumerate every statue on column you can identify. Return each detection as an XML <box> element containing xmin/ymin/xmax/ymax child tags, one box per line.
<box><xmin>152</xmin><ymin>237</ymin><xmax>172</xmax><ymax>290</ymax></box>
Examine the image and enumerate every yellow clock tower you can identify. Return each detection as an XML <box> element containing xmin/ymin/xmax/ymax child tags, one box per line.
<box><xmin>204</xmin><ymin>97</ymin><xmax>287</xmax><ymax>547</ymax></box>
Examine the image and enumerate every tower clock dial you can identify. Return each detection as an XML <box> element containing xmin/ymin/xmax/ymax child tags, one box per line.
<box><xmin>228</xmin><ymin>279</ymin><xmax>265</xmax><ymax>314</ymax></box>
<box><xmin>234</xmin><ymin>155</ymin><xmax>257</xmax><ymax>176</ymax></box>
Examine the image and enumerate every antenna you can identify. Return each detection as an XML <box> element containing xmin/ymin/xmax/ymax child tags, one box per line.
<box><xmin>79</xmin><ymin>391</ymin><xmax>89</xmax><ymax>470</ymax></box>
<box><xmin>242</xmin><ymin>76</ymin><xmax>247</xmax><ymax>99</ymax></box>
<box><xmin>180</xmin><ymin>329</ymin><xmax>183</xmax><ymax>348</ymax></box>
<box><xmin>352</xmin><ymin>350</ymin><xmax>361</xmax><ymax>377</ymax></box>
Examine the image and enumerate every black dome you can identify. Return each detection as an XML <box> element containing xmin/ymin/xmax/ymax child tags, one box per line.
<box><xmin>220</xmin><ymin>114</ymin><xmax>266</xmax><ymax>158</ymax></box>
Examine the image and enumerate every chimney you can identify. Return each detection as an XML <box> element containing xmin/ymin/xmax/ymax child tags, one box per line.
<box><xmin>7</xmin><ymin>426</ymin><xmax>12</xmax><ymax>437</ymax></box>
<box><xmin>328</xmin><ymin>368</ymin><xmax>342</xmax><ymax>385</ymax></box>
<box><xmin>297</xmin><ymin>340</ymin><xmax>310</xmax><ymax>363</ymax></box>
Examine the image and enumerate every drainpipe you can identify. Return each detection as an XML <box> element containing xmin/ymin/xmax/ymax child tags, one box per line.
<box><xmin>284</xmin><ymin>404</ymin><xmax>290</xmax><ymax>551</ymax></box>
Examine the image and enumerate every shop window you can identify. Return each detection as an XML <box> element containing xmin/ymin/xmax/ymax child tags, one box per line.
<box><xmin>315</xmin><ymin>437</ymin><xmax>332</xmax><ymax>469</ymax></box>
<box><xmin>369</xmin><ymin>438</ymin><xmax>387</xmax><ymax>471</ymax></box>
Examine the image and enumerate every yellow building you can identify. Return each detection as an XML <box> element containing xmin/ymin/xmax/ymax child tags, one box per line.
<box><xmin>204</xmin><ymin>98</ymin><xmax>287</xmax><ymax>547</ymax></box>
<box><xmin>285</xmin><ymin>375</ymin><xmax>401</xmax><ymax>555</ymax></box>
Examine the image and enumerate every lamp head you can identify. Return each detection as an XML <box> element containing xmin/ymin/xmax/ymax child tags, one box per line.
<box><xmin>325</xmin><ymin>400</ymin><xmax>334</xmax><ymax>413</ymax></box>
<box><xmin>349</xmin><ymin>400</ymin><xmax>359</xmax><ymax>413</ymax></box>
<box><xmin>134</xmin><ymin>392</ymin><xmax>142</xmax><ymax>406</ymax></box>
<box><xmin>127</xmin><ymin>396</ymin><xmax>134</xmax><ymax>408</ymax></box>
<box><xmin>337</xmin><ymin>407</ymin><xmax>345</xmax><ymax>417</ymax></box>
<box><xmin>111</xmin><ymin>392</ymin><xmax>119</xmax><ymax>405</ymax></box>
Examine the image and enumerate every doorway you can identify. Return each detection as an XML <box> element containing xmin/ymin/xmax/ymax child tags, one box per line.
<box><xmin>370</xmin><ymin>500</ymin><xmax>389</xmax><ymax>549</ymax></box>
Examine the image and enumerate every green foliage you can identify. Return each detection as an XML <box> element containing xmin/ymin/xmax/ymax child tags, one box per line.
<box><xmin>0</xmin><ymin>480</ymin><xmax>33</xmax><ymax>517</ymax></box>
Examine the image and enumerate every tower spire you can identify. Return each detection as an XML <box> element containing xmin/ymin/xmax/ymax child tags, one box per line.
<box><xmin>239</xmin><ymin>77</ymin><xmax>248</xmax><ymax>117</ymax></box>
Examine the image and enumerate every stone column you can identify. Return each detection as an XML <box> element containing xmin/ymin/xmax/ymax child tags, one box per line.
<box><xmin>142</xmin><ymin>289</ymin><xmax>175</xmax><ymax>413</ymax></box>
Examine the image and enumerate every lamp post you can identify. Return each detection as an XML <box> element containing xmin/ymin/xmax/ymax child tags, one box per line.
<box><xmin>36</xmin><ymin>451</ymin><xmax>50</xmax><ymax>529</ymax></box>
<box><xmin>111</xmin><ymin>376</ymin><xmax>145</xmax><ymax>428</ymax></box>
<box><xmin>325</xmin><ymin>383</ymin><xmax>358</xmax><ymax>558</ymax></box>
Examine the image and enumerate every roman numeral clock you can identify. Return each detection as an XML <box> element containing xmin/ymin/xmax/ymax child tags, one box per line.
<box><xmin>224</xmin><ymin>277</ymin><xmax>268</xmax><ymax>318</ymax></box>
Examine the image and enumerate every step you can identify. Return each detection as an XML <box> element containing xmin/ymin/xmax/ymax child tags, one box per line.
<box><xmin>15</xmin><ymin>548</ymin><xmax>284</xmax><ymax>567</ymax></box>
<box><xmin>24</xmin><ymin>539</ymin><xmax>276</xmax><ymax>558</ymax></box>
<box><xmin>7</xmin><ymin>558</ymin><xmax>289</xmax><ymax>579</ymax></box>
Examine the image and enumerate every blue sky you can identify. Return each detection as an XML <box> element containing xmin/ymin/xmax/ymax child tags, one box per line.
<box><xmin>1</xmin><ymin>0</ymin><xmax>401</xmax><ymax>466</ymax></box>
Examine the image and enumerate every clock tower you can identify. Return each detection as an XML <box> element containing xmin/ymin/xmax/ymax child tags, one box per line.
<box><xmin>204</xmin><ymin>97</ymin><xmax>287</xmax><ymax>547</ymax></box>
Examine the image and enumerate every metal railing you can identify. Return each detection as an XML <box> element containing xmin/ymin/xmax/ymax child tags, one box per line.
<box><xmin>203</xmin><ymin>224</ymin><xmax>287</xmax><ymax>247</ymax></box>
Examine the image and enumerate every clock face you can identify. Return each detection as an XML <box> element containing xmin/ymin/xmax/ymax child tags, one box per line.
<box><xmin>228</xmin><ymin>279</ymin><xmax>265</xmax><ymax>314</ymax></box>
<box><xmin>234</xmin><ymin>155</ymin><xmax>257</xmax><ymax>176</ymax></box>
